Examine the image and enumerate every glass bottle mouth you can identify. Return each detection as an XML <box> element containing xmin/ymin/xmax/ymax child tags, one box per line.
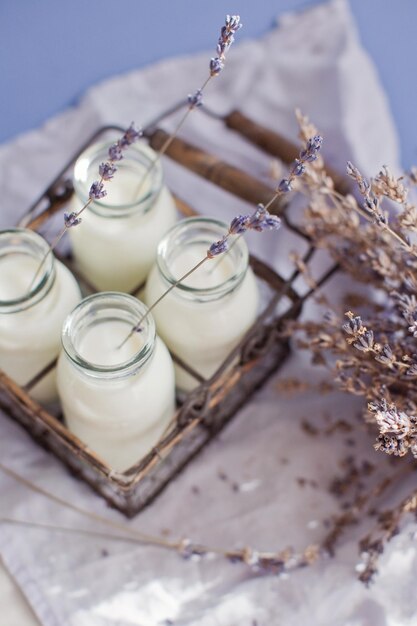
<box><xmin>0</xmin><ymin>228</ymin><xmax>55</xmax><ymax>313</ymax></box>
<box><xmin>62</xmin><ymin>292</ymin><xmax>156</xmax><ymax>379</ymax></box>
<box><xmin>73</xmin><ymin>141</ymin><xmax>163</xmax><ymax>218</ymax></box>
<box><xmin>156</xmin><ymin>217</ymin><xmax>249</xmax><ymax>302</ymax></box>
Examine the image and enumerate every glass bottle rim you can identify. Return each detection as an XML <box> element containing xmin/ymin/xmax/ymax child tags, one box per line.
<box><xmin>72</xmin><ymin>140</ymin><xmax>163</xmax><ymax>218</ymax></box>
<box><xmin>156</xmin><ymin>216</ymin><xmax>249</xmax><ymax>302</ymax></box>
<box><xmin>0</xmin><ymin>228</ymin><xmax>55</xmax><ymax>313</ymax></box>
<box><xmin>61</xmin><ymin>292</ymin><xmax>156</xmax><ymax>379</ymax></box>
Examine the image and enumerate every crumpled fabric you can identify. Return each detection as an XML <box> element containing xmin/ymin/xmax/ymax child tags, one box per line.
<box><xmin>1</xmin><ymin>1</ymin><xmax>413</xmax><ymax>625</ymax></box>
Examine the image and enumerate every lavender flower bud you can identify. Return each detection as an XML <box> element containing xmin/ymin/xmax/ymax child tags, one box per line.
<box><xmin>89</xmin><ymin>180</ymin><xmax>106</xmax><ymax>200</ymax></box>
<box><xmin>218</xmin><ymin>27</ymin><xmax>234</xmax><ymax>56</ymax></box>
<box><xmin>308</xmin><ymin>135</ymin><xmax>323</xmax><ymax>151</ymax></box>
<box><xmin>278</xmin><ymin>178</ymin><xmax>292</xmax><ymax>193</ymax></box>
<box><xmin>229</xmin><ymin>214</ymin><xmax>250</xmax><ymax>235</ymax></box>
<box><xmin>346</xmin><ymin>161</ymin><xmax>364</xmax><ymax>180</ymax></box>
<box><xmin>247</xmin><ymin>204</ymin><xmax>266</xmax><ymax>229</ymax></box>
<box><xmin>375</xmin><ymin>344</ymin><xmax>395</xmax><ymax>366</ymax></box>
<box><xmin>346</xmin><ymin>161</ymin><xmax>371</xmax><ymax>195</ymax></box>
<box><xmin>248</xmin><ymin>207</ymin><xmax>281</xmax><ymax>232</ymax></box>
<box><xmin>225</xmin><ymin>15</ymin><xmax>242</xmax><ymax>33</ymax></box>
<box><xmin>353</xmin><ymin>329</ymin><xmax>374</xmax><ymax>352</ymax></box>
<box><xmin>364</xmin><ymin>196</ymin><xmax>378</xmax><ymax>212</ymax></box>
<box><xmin>342</xmin><ymin>314</ymin><xmax>363</xmax><ymax>335</ymax></box>
<box><xmin>210</xmin><ymin>57</ymin><xmax>224</xmax><ymax>76</ymax></box>
<box><xmin>108</xmin><ymin>142</ymin><xmax>123</xmax><ymax>162</ymax></box>
<box><xmin>64</xmin><ymin>211</ymin><xmax>82</xmax><ymax>228</ymax></box>
<box><xmin>254</xmin><ymin>214</ymin><xmax>281</xmax><ymax>232</ymax></box>
<box><xmin>188</xmin><ymin>89</ymin><xmax>203</xmax><ymax>108</ymax></box>
<box><xmin>120</xmin><ymin>123</ymin><xmax>142</xmax><ymax>148</ymax></box>
<box><xmin>374</xmin><ymin>212</ymin><xmax>388</xmax><ymax>225</ymax></box>
<box><xmin>375</xmin><ymin>434</ymin><xmax>407</xmax><ymax>456</ymax></box>
<box><xmin>291</xmin><ymin>160</ymin><xmax>306</xmax><ymax>177</ymax></box>
<box><xmin>300</xmin><ymin>135</ymin><xmax>323</xmax><ymax>163</ymax></box>
<box><xmin>217</xmin><ymin>34</ymin><xmax>232</xmax><ymax>57</ymax></box>
<box><xmin>210</xmin><ymin>15</ymin><xmax>242</xmax><ymax>74</ymax></box>
<box><xmin>207</xmin><ymin>236</ymin><xmax>229</xmax><ymax>258</ymax></box>
<box><xmin>406</xmin><ymin>363</ymin><xmax>417</xmax><ymax>378</ymax></box>
<box><xmin>99</xmin><ymin>162</ymin><xmax>117</xmax><ymax>181</ymax></box>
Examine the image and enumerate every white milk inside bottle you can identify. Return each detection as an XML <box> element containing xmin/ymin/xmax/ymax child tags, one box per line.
<box><xmin>68</xmin><ymin>141</ymin><xmax>177</xmax><ymax>292</ymax></box>
<box><xmin>0</xmin><ymin>229</ymin><xmax>82</xmax><ymax>403</ymax></box>
<box><xmin>57</xmin><ymin>292</ymin><xmax>176</xmax><ymax>471</ymax></box>
<box><xmin>145</xmin><ymin>217</ymin><xmax>260</xmax><ymax>391</ymax></box>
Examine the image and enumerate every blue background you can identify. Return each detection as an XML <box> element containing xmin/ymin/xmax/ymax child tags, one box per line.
<box><xmin>0</xmin><ymin>0</ymin><xmax>416</xmax><ymax>167</ymax></box>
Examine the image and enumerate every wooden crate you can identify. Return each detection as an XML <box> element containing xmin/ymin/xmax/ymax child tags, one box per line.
<box><xmin>0</xmin><ymin>110</ymin><xmax>340</xmax><ymax>516</ymax></box>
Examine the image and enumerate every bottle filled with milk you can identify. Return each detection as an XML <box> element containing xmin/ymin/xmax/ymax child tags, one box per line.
<box><xmin>67</xmin><ymin>141</ymin><xmax>177</xmax><ymax>293</ymax></box>
<box><xmin>0</xmin><ymin>228</ymin><xmax>82</xmax><ymax>403</ymax></box>
<box><xmin>144</xmin><ymin>217</ymin><xmax>260</xmax><ymax>391</ymax></box>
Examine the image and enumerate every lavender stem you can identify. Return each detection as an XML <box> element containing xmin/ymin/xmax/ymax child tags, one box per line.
<box><xmin>117</xmin><ymin>255</ymin><xmax>210</xmax><ymax>350</ymax></box>
<box><xmin>26</xmin><ymin>197</ymin><xmax>93</xmax><ymax>292</ymax></box>
<box><xmin>26</xmin><ymin>123</ymin><xmax>143</xmax><ymax>294</ymax></box>
<box><xmin>133</xmin><ymin>75</ymin><xmax>213</xmax><ymax>199</ymax></box>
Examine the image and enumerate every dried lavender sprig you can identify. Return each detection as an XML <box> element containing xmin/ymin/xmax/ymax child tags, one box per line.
<box><xmin>207</xmin><ymin>204</ymin><xmax>281</xmax><ymax>275</ymax></box>
<box><xmin>343</xmin><ymin>162</ymin><xmax>416</xmax><ymax>256</ymax></box>
<box><xmin>117</xmin><ymin>203</ymin><xmax>281</xmax><ymax>350</ymax></box>
<box><xmin>3</xmin><ymin>456</ymin><xmax>413</xmax><ymax>585</ymax></box>
<box><xmin>211</xmin><ymin>14</ymin><xmax>242</xmax><ymax>76</ymax></box>
<box><xmin>208</xmin><ymin>134</ymin><xmax>323</xmax><ymax>274</ymax></box>
<box><xmin>346</xmin><ymin>161</ymin><xmax>385</xmax><ymax>224</ymax></box>
<box><xmin>343</xmin><ymin>312</ymin><xmax>409</xmax><ymax>370</ymax></box>
<box><xmin>0</xmin><ymin>460</ymin><xmax>320</xmax><ymax>580</ymax></box>
<box><xmin>261</xmin><ymin>135</ymin><xmax>323</xmax><ymax>213</ymax></box>
<box><xmin>27</xmin><ymin>124</ymin><xmax>142</xmax><ymax>291</ymax></box>
<box><xmin>120</xmin><ymin>132</ymin><xmax>322</xmax><ymax>347</ymax></box>
<box><xmin>133</xmin><ymin>15</ymin><xmax>242</xmax><ymax>198</ymax></box>
<box><xmin>323</xmin><ymin>183</ymin><xmax>417</xmax><ymax>259</ymax></box>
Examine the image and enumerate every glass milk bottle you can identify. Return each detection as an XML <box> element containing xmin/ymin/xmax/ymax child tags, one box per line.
<box><xmin>0</xmin><ymin>229</ymin><xmax>82</xmax><ymax>404</ymax></box>
<box><xmin>144</xmin><ymin>217</ymin><xmax>260</xmax><ymax>392</ymax></box>
<box><xmin>57</xmin><ymin>292</ymin><xmax>176</xmax><ymax>472</ymax></box>
<box><xmin>68</xmin><ymin>141</ymin><xmax>177</xmax><ymax>293</ymax></box>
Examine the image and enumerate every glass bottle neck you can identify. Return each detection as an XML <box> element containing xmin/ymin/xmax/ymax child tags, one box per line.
<box><xmin>0</xmin><ymin>228</ymin><xmax>56</xmax><ymax>314</ymax></box>
<box><xmin>73</xmin><ymin>141</ymin><xmax>163</xmax><ymax>218</ymax></box>
<box><xmin>61</xmin><ymin>292</ymin><xmax>156</xmax><ymax>380</ymax></box>
<box><xmin>156</xmin><ymin>217</ymin><xmax>249</xmax><ymax>303</ymax></box>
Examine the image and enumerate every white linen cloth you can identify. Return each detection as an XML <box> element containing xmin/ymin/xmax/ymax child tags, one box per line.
<box><xmin>1</xmin><ymin>1</ymin><xmax>415</xmax><ymax>624</ymax></box>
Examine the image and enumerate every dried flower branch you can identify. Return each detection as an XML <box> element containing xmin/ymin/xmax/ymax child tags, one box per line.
<box><xmin>208</xmin><ymin>132</ymin><xmax>323</xmax><ymax>274</ymax></box>
<box><xmin>285</xmin><ymin>111</ymin><xmax>417</xmax><ymax>581</ymax></box>
<box><xmin>0</xmin><ymin>460</ymin><xmax>320</xmax><ymax>579</ymax></box>
<box><xmin>134</xmin><ymin>15</ymin><xmax>242</xmax><ymax>197</ymax></box>
<box><xmin>297</xmin><ymin>145</ymin><xmax>417</xmax><ymax>461</ymax></box>
<box><xmin>1</xmin><ymin>455</ymin><xmax>412</xmax><ymax>585</ymax></box>
<box><xmin>28</xmin><ymin>124</ymin><xmax>142</xmax><ymax>290</ymax></box>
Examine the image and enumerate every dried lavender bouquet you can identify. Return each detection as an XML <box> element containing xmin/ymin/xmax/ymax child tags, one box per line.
<box><xmin>288</xmin><ymin>112</ymin><xmax>417</xmax><ymax>581</ymax></box>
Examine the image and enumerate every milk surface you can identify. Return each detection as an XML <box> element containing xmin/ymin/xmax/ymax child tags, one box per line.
<box><xmin>0</xmin><ymin>254</ymin><xmax>40</xmax><ymax>300</ymax></box>
<box><xmin>75</xmin><ymin>320</ymin><xmax>143</xmax><ymax>366</ymax></box>
<box><xmin>169</xmin><ymin>243</ymin><xmax>235</xmax><ymax>289</ymax></box>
